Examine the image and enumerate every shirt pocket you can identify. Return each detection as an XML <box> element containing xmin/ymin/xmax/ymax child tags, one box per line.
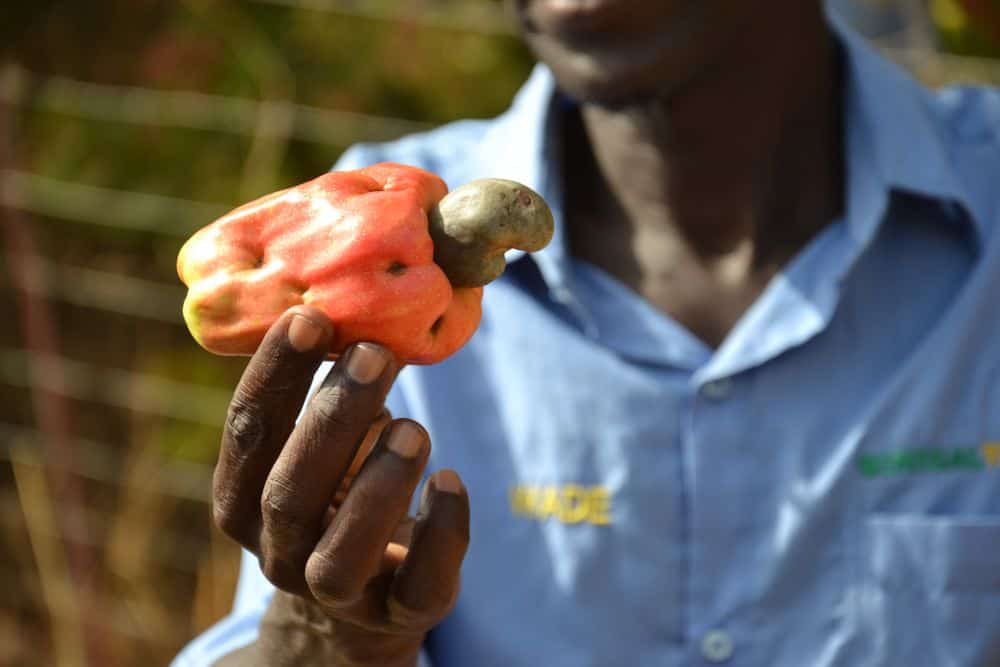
<box><xmin>857</xmin><ymin>514</ymin><xmax>1000</xmax><ymax>667</ymax></box>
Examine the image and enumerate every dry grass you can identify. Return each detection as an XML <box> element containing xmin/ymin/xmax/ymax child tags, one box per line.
<box><xmin>2</xmin><ymin>427</ymin><xmax>241</xmax><ymax>666</ymax></box>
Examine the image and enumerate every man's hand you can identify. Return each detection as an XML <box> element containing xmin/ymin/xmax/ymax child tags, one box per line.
<box><xmin>212</xmin><ymin>306</ymin><xmax>470</xmax><ymax>667</ymax></box>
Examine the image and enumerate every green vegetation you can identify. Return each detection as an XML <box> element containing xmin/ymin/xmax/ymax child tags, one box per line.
<box><xmin>1</xmin><ymin>2</ymin><xmax>532</xmax><ymax>664</ymax></box>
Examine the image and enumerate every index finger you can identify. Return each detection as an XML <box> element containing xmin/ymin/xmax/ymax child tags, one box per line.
<box><xmin>212</xmin><ymin>306</ymin><xmax>333</xmax><ymax>550</ymax></box>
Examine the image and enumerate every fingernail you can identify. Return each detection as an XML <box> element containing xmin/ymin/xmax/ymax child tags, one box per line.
<box><xmin>345</xmin><ymin>343</ymin><xmax>389</xmax><ymax>384</ymax></box>
<box><xmin>433</xmin><ymin>469</ymin><xmax>462</xmax><ymax>495</ymax></box>
<box><xmin>288</xmin><ymin>314</ymin><xmax>324</xmax><ymax>352</ymax></box>
<box><xmin>386</xmin><ymin>420</ymin><xmax>426</xmax><ymax>459</ymax></box>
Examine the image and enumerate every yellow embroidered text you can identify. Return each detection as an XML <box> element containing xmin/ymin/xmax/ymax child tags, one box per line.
<box><xmin>509</xmin><ymin>484</ymin><xmax>612</xmax><ymax>525</ymax></box>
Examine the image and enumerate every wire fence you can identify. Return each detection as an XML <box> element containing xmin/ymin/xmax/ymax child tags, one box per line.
<box><xmin>2</xmin><ymin>1</ymin><xmax>999</xmax><ymax>665</ymax></box>
<box><xmin>0</xmin><ymin>4</ymin><xmax>470</xmax><ymax>663</ymax></box>
<box><xmin>0</xmin><ymin>65</ymin><xmax>434</xmax><ymax>146</ymax></box>
<box><xmin>245</xmin><ymin>0</ymin><xmax>517</xmax><ymax>35</ymax></box>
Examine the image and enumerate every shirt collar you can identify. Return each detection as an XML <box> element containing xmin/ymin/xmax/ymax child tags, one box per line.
<box><xmin>828</xmin><ymin>7</ymin><xmax>984</xmax><ymax>248</ymax></box>
<box><xmin>478</xmin><ymin>9</ymin><xmax>984</xmax><ymax>299</ymax></box>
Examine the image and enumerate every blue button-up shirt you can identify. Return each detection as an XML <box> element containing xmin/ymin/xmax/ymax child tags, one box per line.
<box><xmin>175</xmin><ymin>11</ymin><xmax>1000</xmax><ymax>667</ymax></box>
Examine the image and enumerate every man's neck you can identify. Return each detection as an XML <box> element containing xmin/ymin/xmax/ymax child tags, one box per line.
<box><xmin>567</xmin><ymin>2</ymin><xmax>844</xmax><ymax>275</ymax></box>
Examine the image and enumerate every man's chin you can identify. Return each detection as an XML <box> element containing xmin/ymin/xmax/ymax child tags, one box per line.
<box><xmin>526</xmin><ymin>35</ymin><xmax>683</xmax><ymax>111</ymax></box>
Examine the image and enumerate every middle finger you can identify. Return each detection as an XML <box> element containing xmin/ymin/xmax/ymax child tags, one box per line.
<box><xmin>257</xmin><ymin>342</ymin><xmax>396</xmax><ymax>594</ymax></box>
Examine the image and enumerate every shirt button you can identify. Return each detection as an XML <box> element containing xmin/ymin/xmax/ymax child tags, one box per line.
<box><xmin>700</xmin><ymin>378</ymin><xmax>734</xmax><ymax>400</ymax></box>
<box><xmin>701</xmin><ymin>630</ymin><xmax>734</xmax><ymax>663</ymax></box>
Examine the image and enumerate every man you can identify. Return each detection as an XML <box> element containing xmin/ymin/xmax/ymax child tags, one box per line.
<box><xmin>176</xmin><ymin>0</ymin><xmax>1000</xmax><ymax>665</ymax></box>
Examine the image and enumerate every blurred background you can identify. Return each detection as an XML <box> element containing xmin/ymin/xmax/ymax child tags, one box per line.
<box><xmin>0</xmin><ymin>1</ymin><xmax>998</xmax><ymax>665</ymax></box>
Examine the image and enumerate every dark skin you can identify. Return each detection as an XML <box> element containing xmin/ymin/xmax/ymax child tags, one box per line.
<box><xmin>545</xmin><ymin>0</ymin><xmax>844</xmax><ymax>346</ymax></box>
<box><xmin>213</xmin><ymin>315</ymin><xmax>470</xmax><ymax>667</ymax></box>
<box><xmin>213</xmin><ymin>1</ymin><xmax>842</xmax><ymax>664</ymax></box>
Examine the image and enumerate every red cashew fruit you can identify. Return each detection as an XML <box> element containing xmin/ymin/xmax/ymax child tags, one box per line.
<box><xmin>177</xmin><ymin>162</ymin><xmax>553</xmax><ymax>364</ymax></box>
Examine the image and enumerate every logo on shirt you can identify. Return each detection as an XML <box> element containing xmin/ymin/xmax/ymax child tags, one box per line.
<box><xmin>509</xmin><ymin>484</ymin><xmax>613</xmax><ymax>525</ymax></box>
<box><xmin>857</xmin><ymin>442</ymin><xmax>1000</xmax><ymax>477</ymax></box>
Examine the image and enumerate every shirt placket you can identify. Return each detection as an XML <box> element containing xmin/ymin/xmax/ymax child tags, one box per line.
<box><xmin>682</xmin><ymin>371</ymin><xmax>761</xmax><ymax>664</ymax></box>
